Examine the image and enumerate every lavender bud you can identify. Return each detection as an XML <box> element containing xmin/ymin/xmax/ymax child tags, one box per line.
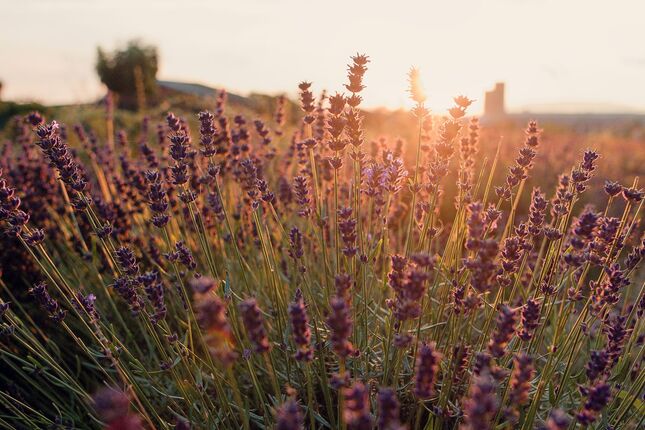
<box><xmin>377</xmin><ymin>387</ymin><xmax>403</xmax><ymax>430</ymax></box>
<box><xmin>576</xmin><ymin>382</ymin><xmax>611</xmax><ymax>425</ymax></box>
<box><xmin>414</xmin><ymin>342</ymin><xmax>442</xmax><ymax>399</ymax></box>
<box><xmin>275</xmin><ymin>399</ymin><xmax>304</xmax><ymax>430</ymax></box>
<box><xmin>604</xmin><ymin>180</ymin><xmax>622</xmax><ymax>197</ymax></box>
<box><xmin>29</xmin><ymin>281</ymin><xmax>66</xmax><ymax>322</ymax></box>
<box><xmin>238</xmin><ymin>298</ymin><xmax>270</xmax><ymax>353</ymax></box>
<box><xmin>140</xmin><ymin>270</ymin><xmax>166</xmax><ymax>324</ymax></box>
<box><xmin>326</xmin><ymin>296</ymin><xmax>354</xmax><ymax>358</ymax></box>
<box><xmin>189</xmin><ymin>276</ymin><xmax>217</xmax><ymax>294</ymax></box>
<box><xmin>461</xmin><ymin>372</ymin><xmax>499</xmax><ymax>430</ymax></box>
<box><xmin>289</xmin><ymin>289</ymin><xmax>312</xmax><ymax>361</ymax></box>
<box><xmin>544</xmin><ymin>409</ymin><xmax>570</xmax><ymax>430</ymax></box>
<box><xmin>488</xmin><ymin>305</ymin><xmax>517</xmax><ymax>358</ymax></box>
<box><xmin>508</xmin><ymin>354</ymin><xmax>534</xmax><ymax>411</ymax></box>
<box><xmin>112</xmin><ymin>277</ymin><xmax>145</xmax><ymax>315</ymax></box>
<box><xmin>517</xmin><ymin>299</ymin><xmax>540</xmax><ymax>341</ymax></box>
<box><xmin>343</xmin><ymin>381</ymin><xmax>373</xmax><ymax>430</ymax></box>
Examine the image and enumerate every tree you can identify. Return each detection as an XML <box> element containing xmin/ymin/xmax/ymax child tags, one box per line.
<box><xmin>96</xmin><ymin>40</ymin><xmax>158</xmax><ymax>110</ymax></box>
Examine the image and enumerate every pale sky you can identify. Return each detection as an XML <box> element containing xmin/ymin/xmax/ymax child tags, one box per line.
<box><xmin>1</xmin><ymin>0</ymin><xmax>645</xmax><ymax>114</ymax></box>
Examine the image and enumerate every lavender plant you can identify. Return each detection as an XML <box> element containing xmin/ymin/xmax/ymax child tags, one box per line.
<box><xmin>0</xmin><ymin>54</ymin><xmax>643</xmax><ymax>430</ymax></box>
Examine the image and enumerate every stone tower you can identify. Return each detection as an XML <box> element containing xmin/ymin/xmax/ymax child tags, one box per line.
<box><xmin>484</xmin><ymin>82</ymin><xmax>505</xmax><ymax>117</ymax></box>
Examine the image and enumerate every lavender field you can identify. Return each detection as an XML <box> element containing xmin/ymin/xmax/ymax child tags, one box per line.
<box><xmin>2</xmin><ymin>0</ymin><xmax>645</xmax><ymax>422</ymax></box>
<box><xmin>0</xmin><ymin>52</ymin><xmax>643</xmax><ymax>429</ymax></box>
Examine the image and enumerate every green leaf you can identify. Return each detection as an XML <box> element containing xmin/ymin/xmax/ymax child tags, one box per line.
<box><xmin>548</xmin><ymin>379</ymin><xmax>556</xmax><ymax>406</ymax></box>
<box><xmin>616</xmin><ymin>389</ymin><xmax>645</xmax><ymax>415</ymax></box>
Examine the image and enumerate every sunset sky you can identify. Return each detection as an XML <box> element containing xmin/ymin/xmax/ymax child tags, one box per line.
<box><xmin>2</xmin><ymin>0</ymin><xmax>644</xmax><ymax>114</ymax></box>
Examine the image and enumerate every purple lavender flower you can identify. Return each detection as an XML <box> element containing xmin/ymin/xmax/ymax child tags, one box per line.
<box><xmin>215</xmin><ymin>89</ymin><xmax>227</xmax><ymax>117</ymax></box>
<box><xmin>377</xmin><ymin>387</ymin><xmax>403</xmax><ymax>430</ymax></box>
<box><xmin>293</xmin><ymin>176</ymin><xmax>311</xmax><ymax>217</ymax></box>
<box><xmin>604</xmin><ymin>180</ymin><xmax>622</xmax><ymax>197</ymax></box>
<box><xmin>543</xmin><ymin>227</ymin><xmax>563</xmax><ymax>241</ymax></box>
<box><xmin>115</xmin><ymin>246</ymin><xmax>139</xmax><ymax>277</ymax></box>
<box><xmin>576</xmin><ymin>381</ymin><xmax>611</xmax><ymax>425</ymax></box>
<box><xmin>498</xmin><ymin>236</ymin><xmax>524</xmax><ymax>287</ymax></box>
<box><xmin>289</xmin><ymin>289</ymin><xmax>312</xmax><ymax>361</ymax></box>
<box><xmin>144</xmin><ymin>170</ymin><xmax>170</xmax><ymax>228</ymax></box>
<box><xmin>335</xmin><ymin>273</ymin><xmax>353</xmax><ymax>301</ymax></box>
<box><xmin>172</xmin><ymin>241</ymin><xmax>197</xmax><ymax>270</ymax></box>
<box><xmin>414</xmin><ymin>342</ymin><xmax>441</xmax><ymax>399</ymax></box>
<box><xmin>574</xmin><ymin>208</ymin><xmax>600</xmax><ymax>241</ymax></box>
<box><xmin>275</xmin><ymin>399</ymin><xmax>304</xmax><ymax>430</ymax></box>
<box><xmin>278</xmin><ymin>177</ymin><xmax>293</xmax><ymax>206</ymax></box>
<box><xmin>34</xmin><ymin>121</ymin><xmax>87</xmax><ymax>193</ymax></box>
<box><xmin>1</xmin><ymin>164</ymin><xmax>32</xmax><ymax>236</ymax></box>
<box><xmin>345</xmin><ymin>54</ymin><xmax>369</xmax><ymax>96</ymax></box>
<box><xmin>238</xmin><ymin>298</ymin><xmax>271</xmax><ymax>353</ymax></box>
<box><xmin>238</xmin><ymin>157</ymin><xmax>260</xmax><ymax>207</ymax></box>
<box><xmin>298</xmin><ymin>82</ymin><xmax>316</xmax><ymax>124</ymax></box>
<box><xmin>588</xmin><ymin>216</ymin><xmax>620</xmax><ymax>265</ymax></box>
<box><xmin>92</xmin><ymin>386</ymin><xmax>130</xmax><ymax>424</ymax></box>
<box><xmin>327</xmin><ymin>93</ymin><xmax>347</xmax><ymax>152</ymax></box>
<box><xmin>591</xmin><ymin>264</ymin><xmax>629</xmax><ymax>309</ymax></box>
<box><xmin>388</xmin><ymin>255</ymin><xmax>407</xmax><ymax>294</ymax></box>
<box><xmin>473</xmin><ymin>351</ymin><xmax>493</xmax><ymax>377</ymax></box>
<box><xmin>273</xmin><ymin>95</ymin><xmax>287</xmax><ymax>136</ymax></box>
<box><xmin>75</xmin><ymin>292</ymin><xmax>99</xmax><ymax>322</ymax></box>
<box><xmin>544</xmin><ymin>409</ymin><xmax>570</xmax><ymax>430</ymax></box>
<box><xmin>570</xmin><ymin>151</ymin><xmax>599</xmax><ymax>193</ymax></box>
<box><xmin>29</xmin><ymin>281</ymin><xmax>66</xmax><ymax>322</ymax></box>
<box><xmin>585</xmin><ymin>350</ymin><xmax>608</xmax><ymax>382</ymax></box>
<box><xmin>338</xmin><ymin>207</ymin><xmax>358</xmax><ymax>257</ymax></box>
<box><xmin>581</xmin><ymin>150</ymin><xmax>599</xmax><ymax>172</ymax></box>
<box><xmin>488</xmin><ymin>305</ymin><xmax>517</xmax><ymax>358</ymax></box>
<box><xmin>387</xmin><ymin>255</ymin><xmax>429</xmax><ymax>323</ymax></box>
<box><xmin>288</xmin><ymin>227</ymin><xmax>304</xmax><ymax>261</ymax></box>
<box><xmin>167</xmin><ymin>113</ymin><xmax>192</xmax><ymax>186</ymax></box>
<box><xmin>623</xmin><ymin>236</ymin><xmax>644</xmax><ymax>271</ymax></box>
<box><xmin>326</xmin><ymin>296</ymin><xmax>354</xmax><ymax>358</ymax></box>
<box><xmin>139</xmin><ymin>270</ymin><xmax>166</xmax><ymax>324</ymax></box>
<box><xmin>465</xmin><ymin>238</ymin><xmax>499</xmax><ymax>294</ymax></box>
<box><xmin>517</xmin><ymin>299</ymin><xmax>540</xmax><ymax>341</ymax></box>
<box><xmin>451</xmin><ymin>344</ymin><xmax>471</xmax><ymax>385</ymax></box>
<box><xmin>393</xmin><ymin>333</ymin><xmax>413</xmax><ymax>349</ymax></box>
<box><xmin>461</xmin><ymin>372</ymin><xmax>499</xmax><ymax>430</ymax></box>
<box><xmin>26</xmin><ymin>111</ymin><xmax>44</xmax><ymax>126</ymax></box>
<box><xmin>528</xmin><ymin>188</ymin><xmax>547</xmax><ymax>236</ymax></box>
<box><xmin>382</xmin><ymin>153</ymin><xmax>408</xmax><ymax>194</ymax></box>
<box><xmin>604</xmin><ymin>314</ymin><xmax>630</xmax><ymax>367</ymax></box>
<box><xmin>507</xmin><ymin>353</ymin><xmax>533</xmax><ymax>419</ymax></box>
<box><xmin>622</xmin><ymin>186</ymin><xmax>644</xmax><ymax>203</ymax></box>
<box><xmin>195</xmin><ymin>296</ymin><xmax>236</xmax><ymax>364</ymax></box>
<box><xmin>499</xmin><ymin>121</ymin><xmax>540</xmax><ymax>194</ymax></box>
<box><xmin>23</xmin><ymin>228</ymin><xmax>45</xmax><ymax>246</ymax></box>
<box><xmin>111</xmin><ymin>277</ymin><xmax>145</xmax><ymax>315</ymax></box>
<box><xmin>196</xmin><ymin>296</ymin><xmax>230</xmax><ymax>335</ymax></box>
<box><xmin>465</xmin><ymin>202</ymin><xmax>485</xmax><ymax>250</ymax></box>
<box><xmin>363</xmin><ymin>162</ymin><xmax>385</xmax><ymax>198</ymax></box>
<box><xmin>551</xmin><ymin>174</ymin><xmax>572</xmax><ymax>216</ymax></box>
<box><xmin>343</xmin><ymin>382</ymin><xmax>373</xmax><ymax>430</ymax></box>
<box><xmin>189</xmin><ymin>276</ymin><xmax>217</xmax><ymax>294</ymax></box>
<box><xmin>197</xmin><ymin>111</ymin><xmax>218</xmax><ymax>158</ymax></box>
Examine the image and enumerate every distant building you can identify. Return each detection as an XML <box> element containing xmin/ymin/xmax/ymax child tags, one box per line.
<box><xmin>484</xmin><ymin>82</ymin><xmax>505</xmax><ymax>117</ymax></box>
